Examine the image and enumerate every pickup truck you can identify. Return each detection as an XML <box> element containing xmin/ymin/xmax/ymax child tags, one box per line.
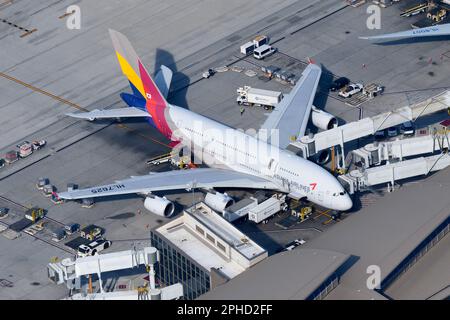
<box><xmin>338</xmin><ymin>83</ymin><xmax>363</xmax><ymax>98</ymax></box>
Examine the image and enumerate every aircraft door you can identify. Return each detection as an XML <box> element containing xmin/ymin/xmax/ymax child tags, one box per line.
<box><xmin>264</xmin><ymin>158</ymin><xmax>279</xmax><ymax>177</ymax></box>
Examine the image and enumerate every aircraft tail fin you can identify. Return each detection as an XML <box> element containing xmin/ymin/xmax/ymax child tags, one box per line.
<box><xmin>109</xmin><ymin>29</ymin><xmax>167</xmax><ymax>110</ymax></box>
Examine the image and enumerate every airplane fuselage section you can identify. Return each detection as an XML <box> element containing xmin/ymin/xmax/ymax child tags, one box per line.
<box><xmin>165</xmin><ymin>105</ymin><xmax>350</xmax><ymax>210</ymax></box>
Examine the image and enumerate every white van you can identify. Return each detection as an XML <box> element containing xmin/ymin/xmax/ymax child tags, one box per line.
<box><xmin>253</xmin><ymin>44</ymin><xmax>276</xmax><ymax>60</ymax></box>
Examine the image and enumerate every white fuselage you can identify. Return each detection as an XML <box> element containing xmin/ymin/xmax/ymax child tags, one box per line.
<box><xmin>167</xmin><ymin>105</ymin><xmax>352</xmax><ymax>211</ymax></box>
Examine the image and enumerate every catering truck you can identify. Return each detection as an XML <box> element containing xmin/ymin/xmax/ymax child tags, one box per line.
<box><xmin>248</xmin><ymin>195</ymin><xmax>287</xmax><ymax>224</ymax></box>
<box><xmin>236</xmin><ymin>86</ymin><xmax>283</xmax><ymax>110</ymax></box>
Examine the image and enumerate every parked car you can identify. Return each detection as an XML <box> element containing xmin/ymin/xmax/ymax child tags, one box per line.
<box><xmin>0</xmin><ymin>158</ymin><xmax>5</xmax><ymax>169</ymax></box>
<box><xmin>329</xmin><ymin>77</ymin><xmax>350</xmax><ymax>92</ymax></box>
<box><xmin>284</xmin><ymin>239</ymin><xmax>306</xmax><ymax>251</ymax></box>
<box><xmin>400</xmin><ymin>121</ymin><xmax>415</xmax><ymax>137</ymax></box>
<box><xmin>374</xmin><ymin>129</ymin><xmax>386</xmax><ymax>140</ymax></box>
<box><xmin>338</xmin><ymin>83</ymin><xmax>363</xmax><ymax>98</ymax></box>
<box><xmin>77</xmin><ymin>238</ymin><xmax>112</xmax><ymax>257</ymax></box>
<box><xmin>387</xmin><ymin>126</ymin><xmax>398</xmax><ymax>137</ymax></box>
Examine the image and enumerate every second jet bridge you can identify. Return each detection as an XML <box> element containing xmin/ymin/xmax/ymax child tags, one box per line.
<box><xmin>288</xmin><ymin>90</ymin><xmax>450</xmax><ymax>168</ymax></box>
<box><xmin>350</xmin><ymin>128</ymin><xmax>450</xmax><ymax>169</ymax></box>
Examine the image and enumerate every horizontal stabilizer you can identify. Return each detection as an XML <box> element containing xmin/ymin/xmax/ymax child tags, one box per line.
<box><xmin>67</xmin><ymin>107</ymin><xmax>149</xmax><ymax>120</ymax></box>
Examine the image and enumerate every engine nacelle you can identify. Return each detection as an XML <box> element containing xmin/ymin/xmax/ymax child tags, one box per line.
<box><xmin>313</xmin><ymin>149</ymin><xmax>331</xmax><ymax>165</ymax></box>
<box><xmin>144</xmin><ymin>196</ymin><xmax>175</xmax><ymax>218</ymax></box>
<box><xmin>204</xmin><ymin>192</ymin><xmax>235</xmax><ymax>213</ymax></box>
<box><xmin>311</xmin><ymin>107</ymin><xmax>337</xmax><ymax>131</ymax></box>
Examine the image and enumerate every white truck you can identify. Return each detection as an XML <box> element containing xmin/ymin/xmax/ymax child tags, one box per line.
<box><xmin>248</xmin><ymin>196</ymin><xmax>287</xmax><ymax>224</ymax></box>
<box><xmin>236</xmin><ymin>86</ymin><xmax>283</xmax><ymax>110</ymax></box>
<box><xmin>240</xmin><ymin>35</ymin><xmax>269</xmax><ymax>55</ymax></box>
<box><xmin>222</xmin><ymin>197</ymin><xmax>259</xmax><ymax>222</ymax></box>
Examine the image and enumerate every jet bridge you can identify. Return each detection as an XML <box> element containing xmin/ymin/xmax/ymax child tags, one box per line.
<box><xmin>338</xmin><ymin>153</ymin><xmax>450</xmax><ymax>194</ymax></box>
<box><xmin>350</xmin><ymin>126</ymin><xmax>450</xmax><ymax>168</ymax></box>
<box><xmin>288</xmin><ymin>90</ymin><xmax>450</xmax><ymax>169</ymax></box>
<box><xmin>48</xmin><ymin>246</ymin><xmax>183</xmax><ymax>300</ymax></box>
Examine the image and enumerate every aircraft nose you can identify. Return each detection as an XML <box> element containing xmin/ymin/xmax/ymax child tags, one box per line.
<box><xmin>335</xmin><ymin>194</ymin><xmax>353</xmax><ymax>211</ymax></box>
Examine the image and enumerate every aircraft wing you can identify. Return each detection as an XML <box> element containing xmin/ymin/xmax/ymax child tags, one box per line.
<box><xmin>260</xmin><ymin>63</ymin><xmax>321</xmax><ymax>149</ymax></box>
<box><xmin>66</xmin><ymin>107</ymin><xmax>149</xmax><ymax>120</ymax></box>
<box><xmin>57</xmin><ymin>168</ymin><xmax>280</xmax><ymax>200</ymax></box>
<box><xmin>359</xmin><ymin>24</ymin><xmax>450</xmax><ymax>41</ymax></box>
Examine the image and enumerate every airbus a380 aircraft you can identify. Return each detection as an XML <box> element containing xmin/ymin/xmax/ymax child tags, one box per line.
<box><xmin>58</xmin><ymin>29</ymin><xmax>352</xmax><ymax>217</ymax></box>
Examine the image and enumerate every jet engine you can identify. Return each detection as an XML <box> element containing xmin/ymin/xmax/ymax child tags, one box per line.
<box><xmin>314</xmin><ymin>149</ymin><xmax>331</xmax><ymax>165</ymax></box>
<box><xmin>144</xmin><ymin>195</ymin><xmax>175</xmax><ymax>218</ymax></box>
<box><xmin>311</xmin><ymin>107</ymin><xmax>337</xmax><ymax>131</ymax></box>
<box><xmin>204</xmin><ymin>192</ymin><xmax>235</xmax><ymax>213</ymax></box>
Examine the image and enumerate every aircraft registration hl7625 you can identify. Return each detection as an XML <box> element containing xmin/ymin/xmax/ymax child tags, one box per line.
<box><xmin>58</xmin><ymin>29</ymin><xmax>352</xmax><ymax>217</ymax></box>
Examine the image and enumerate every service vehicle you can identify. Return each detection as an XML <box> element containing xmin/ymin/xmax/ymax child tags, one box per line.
<box><xmin>4</xmin><ymin>151</ymin><xmax>18</xmax><ymax>164</ymax></box>
<box><xmin>32</xmin><ymin>140</ymin><xmax>46</xmax><ymax>151</ymax></box>
<box><xmin>338</xmin><ymin>83</ymin><xmax>363</xmax><ymax>98</ymax></box>
<box><xmin>16</xmin><ymin>141</ymin><xmax>33</xmax><ymax>158</ymax></box>
<box><xmin>240</xmin><ymin>35</ymin><xmax>268</xmax><ymax>55</ymax></box>
<box><xmin>64</xmin><ymin>223</ymin><xmax>80</xmax><ymax>235</ymax></box>
<box><xmin>36</xmin><ymin>177</ymin><xmax>49</xmax><ymax>190</ymax></box>
<box><xmin>0</xmin><ymin>207</ymin><xmax>9</xmax><ymax>218</ymax></box>
<box><xmin>362</xmin><ymin>83</ymin><xmax>383</xmax><ymax>98</ymax></box>
<box><xmin>387</xmin><ymin>126</ymin><xmax>398</xmax><ymax>137</ymax></box>
<box><xmin>329</xmin><ymin>77</ymin><xmax>349</xmax><ymax>92</ymax></box>
<box><xmin>80</xmin><ymin>225</ymin><xmax>103</xmax><ymax>240</ymax></box>
<box><xmin>77</xmin><ymin>238</ymin><xmax>112</xmax><ymax>257</ymax></box>
<box><xmin>284</xmin><ymin>239</ymin><xmax>306</xmax><ymax>251</ymax></box>
<box><xmin>240</xmin><ymin>41</ymin><xmax>255</xmax><ymax>55</ymax></box>
<box><xmin>222</xmin><ymin>197</ymin><xmax>259</xmax><ymax>222</ymax></box>
<box><xmin>253</xmin><ymin>44</ymin><xmax>276</xmax><ymax>60</ymax></box>
<box><xmin>374</xmin><ymin>129</ymin><xmax>386</xmax><ymax>140</ymax></box>
<box><xmin>248</xmin><ymin>196</ymin><xmax>287</xmax><ymax>224</ymax></box>
<box><xmin>51</xmin><ymin>228</ymin><xmax>67</xmax><ymax>242</ymax></box>
<box><xmin>236</xmin><ymin>86</ymin><xmax>283</xmax><ymax>110</ymax></box>
<box><xmin>253</xmin><ymin>35</ymin><xmax>269</xmax><ymax>47</ymax></box>
<box><xmin>261</xmin><ymin>65</ymin><xmax>280</xmax><ymax>78</ymax></box>
<box><xmin>25</xmin><ymin>207</ymin><xmax>45</xmax><ymax>222</ymax></box>
<box><xmin>202</xmin><ymin>68</ymin><xmax>215</xmax><ymax>79</ymax></box>
<box><xmin>400</xmin><ymin>121</ymin><xmax>415</xmax><ymax>137</ymax></box>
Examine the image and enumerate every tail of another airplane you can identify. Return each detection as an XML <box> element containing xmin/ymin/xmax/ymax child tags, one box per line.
<box><xmin>109</xmin><ymin>29</ymin><xmax>168</xmax><ymax>113</ymax></box>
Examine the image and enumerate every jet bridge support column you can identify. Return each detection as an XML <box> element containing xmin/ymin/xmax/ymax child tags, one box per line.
<box><xmin>339</xmin><ymin>127</ymin><xmax>345</xmax><ymax>170</ymax></box>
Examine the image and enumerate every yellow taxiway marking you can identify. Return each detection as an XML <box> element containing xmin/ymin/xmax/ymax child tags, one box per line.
<box><xmin>313</xmin><ymin>209</ymin><xmax>333</xmax><ymax>221</ymax></box>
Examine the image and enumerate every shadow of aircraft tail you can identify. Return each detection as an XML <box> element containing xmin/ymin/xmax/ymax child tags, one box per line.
<box><xmin>154</xmin><ymin>48</ymin><xmax>191</xmax><ymax>110</ymax></box>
